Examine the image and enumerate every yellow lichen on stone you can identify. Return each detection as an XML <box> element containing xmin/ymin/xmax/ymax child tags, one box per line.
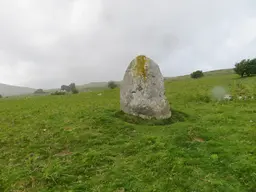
<box><xmin>134</xmin><ymin>55</ymin><xmax>147</xmax><ymax>79</ymax></box>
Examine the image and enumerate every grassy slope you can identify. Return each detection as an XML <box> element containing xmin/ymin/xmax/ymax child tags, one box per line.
<box><xmin>0</xmin><ymin>73</ymin><xmax>255</xmax><ymax>192</ymax></box>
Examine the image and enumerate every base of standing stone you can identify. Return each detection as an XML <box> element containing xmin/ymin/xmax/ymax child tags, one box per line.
<box><xmin>121</xmin><ymin>106</ymin><xmax>171</xmax><ymax>120</ymax></box>
<box><xmin>136</xmin><ymin>112</ymin><xmax>171</xmax><ymax>120</ymax></box>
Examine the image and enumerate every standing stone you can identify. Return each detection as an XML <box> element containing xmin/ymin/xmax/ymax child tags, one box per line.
<box><xmin>120</xmin><ymin>55</ymin><xmax>171</xmax><ymax>119</ymax></box>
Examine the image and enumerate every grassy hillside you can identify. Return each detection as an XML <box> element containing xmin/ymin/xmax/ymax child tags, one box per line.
<box><xmin>0</xmin><ymin>73</ymin><xmax>255</xmax><ymax>191</ymax></box>
<box><xmin>204</xmin><ymin>68</ymin><xmax>234</xmax><ymax>76</ymax></box>
<box><xmin>45</xmin><ymin>69</ymin><xmax>235</xmax><ymax>93</ymax></box>
<box><xmin>165</xmin><ymin>68</ymin><xmax>234</xmax><ymax>81</ymax></box>
<box><xmin>0</xmin><ymin>83</ymin><xmax>35</xmax><ymax>96</ymax></box>
<box><xmin>45</xmin><ymin>82</ymin><xmax>110</xmax><ymax>93</ymax></box>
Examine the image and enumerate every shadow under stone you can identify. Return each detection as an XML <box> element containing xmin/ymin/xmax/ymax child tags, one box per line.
<box><xmin>114</xmin><ymin>109</ymin><xmax>189</xmax><ymax>126</ymax></box>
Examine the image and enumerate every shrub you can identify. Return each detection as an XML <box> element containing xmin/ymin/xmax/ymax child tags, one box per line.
<box><xmin>51</xmin><ymin>90</ymin><xmax>66</xmax><ymax>95</ymax></box>
<box><xmin>61</xmin><ymin>85</ymin><xmax>71</xmax><ymax>92</ymax></box>
<box><xmin>108</xmin><ymin>81</ymin><xmax>118</xmax><ymax>89</ymax></box>
<box><xmin>190</xmin><ymin>70</ymin><xmax>204</xmax><ymax>79</ymax></box>
<box><xmin>69</xmin><ymin>83</ymin><xmax>79</xmax><ymax>94</ymax></box>
<box><xmin>71</xmin><ymin>88</ymin><xmax>79</xmax><ymax>94</ymax></box>
<box><xmin>61</xmin><ymin>83</ymin><xmax>79</xmax><ymax>94</ymax></box>
<box><xmin>69</xmin><ymin>83</ymin><xmax>76</xmax><ymax>90</ymax></box>
<box><xmin>34</xmin><ymin>89</ymin><xmax>45</xmax><ymax>94</ymax></box>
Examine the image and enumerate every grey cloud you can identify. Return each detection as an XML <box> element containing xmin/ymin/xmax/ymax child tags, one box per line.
<box><xmin>0</xmin><ymin>0</ymin><xmax>256</xmax><ymax>88</ymax></box>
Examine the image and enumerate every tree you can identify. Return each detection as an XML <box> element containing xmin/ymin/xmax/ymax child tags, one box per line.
<box><xmin>247</xmin><ymin>58</ymin><xmax>256</xmax><ymax>76</ymax></box>
<box><xmin>0</xmin><ymin>94</ymin><xmax>2</xmax><ymax>98</ymax></box>
<box><xmin>108</xmin><ymin>81</ymin><xmax>117</xmax><ymax>89</ymax></box>
<box><xmin>34</xmin><ymin>89</ymin><xmax>45</xmax><ymax>94</ymax></box>
<box><xmin>61</xmin><ymin>85</ymin><xmax>71</xmax><ymax>92</ymax></box>
<box><xmin>69</xmin><ymin>83</ymin><xmax>76</xmax><ymax>90</ymax></box>
<box><xmin>234</xmin><ymin>59</ymin><xmax>249</xmax><ymax>77</ymax></box>
<box><xmin>69</xmin><ymin>83</ymin><xmax>79</xmax><ymax>94</ymax></box>
<box><xmin>234</xmin><ymin>58</ymin><xmax>256</xmax><ymax>77</ymax></box>
<box><xmin>190</xmin><ymin>70</ymin><xmax>204</xmax><ymax>79</ymax></box>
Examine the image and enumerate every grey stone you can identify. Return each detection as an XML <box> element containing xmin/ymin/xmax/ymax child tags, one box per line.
<box><xmin>223</xmin><ymin>94</ymin><xmax>232</xmax><ymax>100</ymax></box>
<box><xmin>238</xmin><ymin>96</ymin><xmax>243</xmax><ymax>100</ymax></box>
<box><xmin>120</xmin><ymin>55</ymin><xmax>171</xmax><ymax>119</ymax></box>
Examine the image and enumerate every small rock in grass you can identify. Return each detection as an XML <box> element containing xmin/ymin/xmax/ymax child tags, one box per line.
<box><xmin>54</xmin><ymin>150</ymin><xmax>72</xmax><ymax>157</ymax></box>
<box><xmin>223</xmin><ymin>94</ymin><xmax>232</xmax><ymax>100</ymax></box>
<box><xmin>193</xmin><ymin>137</ymin><xmax>205</xmax><ymax>142</ymax></box>
<box><xmin>238</xmin><ymin>96</ymin><xmax>243</xmax><ymax>100</ymax></box>
<box><xmin>64</xmin><ymin>127</ymin><xmax>73</xmax><ymax>131</ymax></box>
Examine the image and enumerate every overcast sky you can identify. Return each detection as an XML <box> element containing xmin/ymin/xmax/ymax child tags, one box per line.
<box><xmin>0</xmin><ymin>0</ymin><xmax>256</xmax><ymax>88</ymax></box>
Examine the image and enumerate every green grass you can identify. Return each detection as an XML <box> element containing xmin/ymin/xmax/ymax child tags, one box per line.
<box><xmin>0</xmin><ymin>73</ymin><xmax>256</xmax><ymax>192</ymax></box>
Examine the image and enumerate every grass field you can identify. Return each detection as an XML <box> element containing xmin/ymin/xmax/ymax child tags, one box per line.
<box><xmin>0</xmin><ymin>72</ymin><xmax>256</xmax><ymax>192</ymax></box>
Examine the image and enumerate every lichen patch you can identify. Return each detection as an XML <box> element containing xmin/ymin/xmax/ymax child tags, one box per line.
<box><xmin>134</xmin><ymin>55</ymin><xmax>147</xmax><ymax>79</ymax></box>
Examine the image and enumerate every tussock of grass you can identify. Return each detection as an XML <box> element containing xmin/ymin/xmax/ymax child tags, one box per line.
<box><xmin>0</xmin><ymin>73</ymin><xmax>255</xmax><ymax>191</ymax></box>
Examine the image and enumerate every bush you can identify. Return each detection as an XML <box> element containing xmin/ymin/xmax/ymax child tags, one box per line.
<box><xmin>61</xmin><ymin>83</ymin><xmax>79</xmax><ymax>94</ymax></box>
<box><xmin>61</xmin><ymin>85</ymin><xmax>71</xmax><ymax>92</ymax></box>
<box><xmin>69</xmin><ymin>83</ymin><xmax>76</xmax><ymax>90</ymax></box>
<box><xmin>34</xmin><ymin>89</ymin><xmax>45</xmax><ymax>94</ymax></box>
<box><xmin>234</xmin><ymin>58</ymin><xmax>256</xmax><ymax>77</ymax></box>
<box><xmin>71</xmin><ymin>88</ymin><xmax>79</xmax><ymax>94</ymax></box>
<box><xmin>51</xmin><ymin>90</ymin><xmax>66</xmax><ymax>95</ymax></box>
<box><xmin>69</xmin><ymin>83</ymin><xmax>79</xmax><ymax>94</ymax></box>
<box><xmin>247</xmin><ymin>58</ymin><xmax>256</xmax><ymax>75</ymax></box>
<box><xmin>0</xmin><ymin>94</ymin><xmax>2</xmax><ymax>98</ymax></box>
<box><xmin>190</xmin><ymin>70</ymin><xmax>204</xmax><ymax>79</ymax></box>
<box><xmin>108</xmin><ymin>81</ymin><xmax>118</xmax><ymax>89</ymax></box>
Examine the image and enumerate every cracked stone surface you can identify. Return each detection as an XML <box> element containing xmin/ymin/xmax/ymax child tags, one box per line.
<box><xmin>120</xmin><ymin>55</ymin><xmax>171</xmax><ymax>119</ymax></box>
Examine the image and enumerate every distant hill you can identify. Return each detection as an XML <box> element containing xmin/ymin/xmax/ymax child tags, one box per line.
<box><xmin>0</xmin><ymin>83</ymin><xmax>35</xmax><ymax>97</ymax></box>
<box><xmin>46</xmin><ymin>82</ymin><xmax>110</xmax><ymax>93</ymax></box>
<box><xmin>77</xmin><ymin>82</ymin><xmax>108</xmax><ymax>89</ymax></box>
<box><xmin>165</xmin><ymin>68</ymin><xmax>234</xmax><ymax>81</ymax></box>
<box><xmin>47</xmin><ymin>69</ymin><xmax>235</xmax><ymax>92</ymax></box>
<box><xmin>1</xmin><ymin>68</ymin><xmax>234</xmax><ymax>96</ymax></box>
<box><xmin>204</xmin><ymin>68</ymin><xmax>234</xmax><ymax>76</ymax></box>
